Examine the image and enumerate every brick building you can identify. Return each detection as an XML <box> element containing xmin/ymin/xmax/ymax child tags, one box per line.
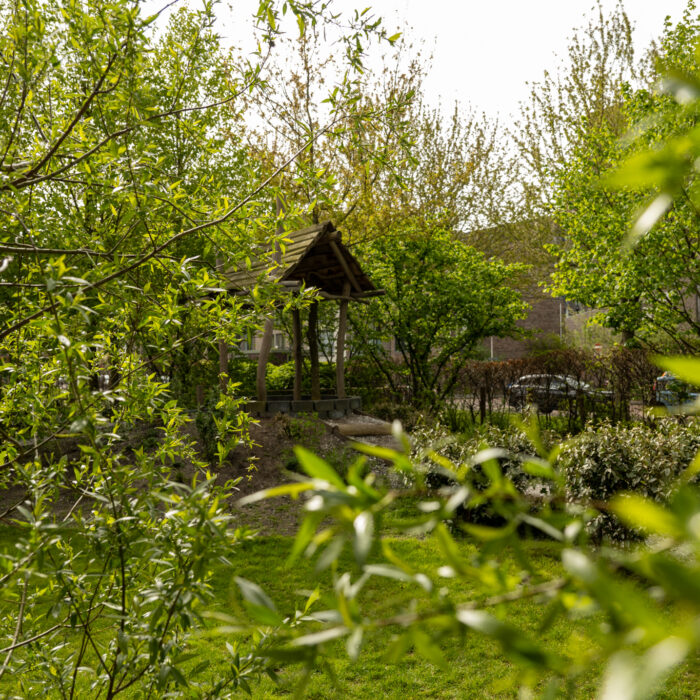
<box><xmin>482</xmin><ymin>292</ymin><xmax>564</xmax><ymax>360</ymax></box>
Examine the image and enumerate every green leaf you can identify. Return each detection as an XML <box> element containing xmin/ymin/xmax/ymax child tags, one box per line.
<box><xmin>457</xmin><ymin>610</ymin><xmax>553</xmax><ymax>668</ymax></box>
<box><xmin>294</xmin><ymin>446</ymin><xmax>346</xmax><ymax>489</ymax></box>
<box><xmin>561</xmin><ymin>549</ymin><xmax>598</xmax><ymax>584</ymax></box>
<box><xmin>384</xmin><ymin>631</ymin><xmax>411</xmax><ymax>663</ymax></box>
<box><xmin>610</xmin><ymin>494</ymin><xmax>682</xmax><ymax>538</ymax></box>
<box><xmin>520</xmin><ymin>514</ymin><xmax>563</xmax><ymax>541</ymax></box>
<box><xmin>353</xmin><ymin>511</ymin><xmax>373</xmax><ymax>564</ymax></box>
<box><xmin>237</xmin><ymin>482</ymin><xmax>315</xmax><ymax>506</ymax></box>
<box><xmin>601</xmin><ymin>638</ymin><xmax>689</xmax><ymax>700</ymax></box>
<box><xmin>346</xmin><ymin>627</ymin><xmax>363</xmax><ymax>660</ymax></box>
<box><xmin>234</xmin><ymin>577</ymin><xmax>276</xmax><ymax>611</ymax></box>
<box><xmin>521</xmin><ymin>457</ymin><xmax>557</xmax><ymax>481</ymax></box>
<box><xmin>244</xmin><ymin>603</ymin><xmax>284</xmax><ymax>626</ymax></box>
<box><xmin>411</xmin><ymin>628</ymin><xmax>447</xmax><ymax>669</ymax></box>
<box><xmin>287</xmin><ymin>512</ymin><xmax>323</xmax><ymax>565</ymax></box>
<box><xmin>460</xmin><ymin>522</ymin><xmax>514</xmax><ymax>541</ymax></box>
<box><xmin>654</xmin><ymin>356</ymin><xmax>700</xmax><ymax>388</ymax></box>
<box><xmin>291</xmin><ymin>625</ymin><xmax>349</xmax><ymax>647</ymax></box>
<box><xmin>682</xmin><ymin>451</ymin><xmax>700</xmax><ymax>481</ymax></box>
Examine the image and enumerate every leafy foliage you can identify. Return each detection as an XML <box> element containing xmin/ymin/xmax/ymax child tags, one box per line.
<box><xmin>240</xmin><ymin>394</ymin><xmax>700</xmax><ymax>698</ymax></box>
<box><xmin>0</xmin><ymin>0</ymin><xmax>398</xmax><ymax>696</ymax></box>
<box><xmin>560</xmin><ymin>420</ymin><xmax>700</xmax><ymax>541</ymax></box>
<box><xmin>351</xmin><ymin>229</ymin><xmax>528</xmax><ymax>408</ymax></box>
<box><xmin>547</xmin><ymin>5</ymin><xmax>700</xmax><ymax>350</ymax></box>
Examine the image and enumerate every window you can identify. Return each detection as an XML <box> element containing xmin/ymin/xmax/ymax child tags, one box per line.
<box><xmin>239</xmin><ymin>336</ymin><xmax>255</xmax><ymax>353</ymax></box>
<box><xmin>273</xmin><ymin>332</ymin><xmax>287</xmax><ymax>350</ymax></box>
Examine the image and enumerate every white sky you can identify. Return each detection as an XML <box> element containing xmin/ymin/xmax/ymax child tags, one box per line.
<box><xmin>377</xmin><ymin>0</ymin><xmax>693</xmax><ymax>119</ymax></box>
<box><xmin>149</xmin><ymin>0</ymin><xmax>695</xmax><ymax>119</ymax></box>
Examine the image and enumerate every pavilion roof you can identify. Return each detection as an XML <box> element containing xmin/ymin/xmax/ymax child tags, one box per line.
<box><xmin>224</xmin><ymin>221</ymin><xmax>382</xmax><ymax>300</ymax></box>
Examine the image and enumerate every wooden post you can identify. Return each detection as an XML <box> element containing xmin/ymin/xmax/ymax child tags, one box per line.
<box><xmin>216</xmin><ymin>257</ymin><xmax>229</xmax><ymax>393</ymax></box>
<box><xmin>308</xmin><ymin>300</ymin><xmax>321</xmax><ymax>401</ymax></box>
<box><xmin>336</xmin><ymin>282</ymin><xmax>350</xmax><ymax>399</ymax></box>
<box><xmin>292</xmin><ymin>307</ymin><xmax>303</xmax><ymax>401</ymax></box>
<box><xmin>255</xmin><ymin>196</ymin><xmax>284</xmax><ymax>403</ymax></box>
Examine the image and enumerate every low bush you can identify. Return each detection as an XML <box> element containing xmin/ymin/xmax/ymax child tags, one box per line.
<box><xmin>410</xmin><ymin>418</ymin><xmax>700</xmax><ymax>541</ymax></box>
<box><xmin>557</xmin><ymin>420</ymin><xmax>700</xmax><ymax>542</ymax></box>
<box><xmin>276</xmin><ymin>413</ymin><xmax>356</xmax><ymax>479</ymax></box>
<box><xmin>228</xmin><ymin>359</ymin><xmax>337</xmax><ymax>395</ymax></box>
<box><xmin>409</xmin><ymin>421</ymin><xmax>555</xmax><ymax>528</ymax></box>
<box><xmin>440</xmin><ymin>405</ymin><xmax>517</xmax><ymax>439</ymax></box>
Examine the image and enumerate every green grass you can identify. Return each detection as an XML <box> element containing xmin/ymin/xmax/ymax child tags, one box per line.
<box><xmin>2</xmin><ymin>531</ymin><xmax>699</xmax><ymax>698</ymax></box>
<box><xmin>192</xmin><ymin>536</ymin><xmax>700</xmax><ymax>699</ymax></box>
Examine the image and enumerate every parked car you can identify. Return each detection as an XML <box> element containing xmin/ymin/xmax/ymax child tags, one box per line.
<box><xmin>654</xmin><ymin>372</ymin><xmax>699</xmax><ymax>409</ymax></box>
<box><xmin>506</xmin><ymin>374</ymin><xmax>611</xmax><ymax>414</ymax></box>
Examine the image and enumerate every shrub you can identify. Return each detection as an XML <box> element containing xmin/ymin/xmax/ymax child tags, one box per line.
<box><xmin>267</xmin><ymin>361</ymin><xmax>298</xmax><ymax>392</ymax></box>
<box><xmin>267</xmin><ymin>360</ymin><xmax>336</xmax><ymax>392</ymax></box>
<box><xmin>409</xmin><ymin>421</ymin><xmax>555</xmax><ymax>528</ymax></box>
<box><xmin>557</xmin><ymin>420</ymin><xmax>700</xmax><ymax>541</ymax></box>
<box><xmin>228</xmin><ymin>358</ymin><xmax>257</xmax><ymax>395</ymax></box>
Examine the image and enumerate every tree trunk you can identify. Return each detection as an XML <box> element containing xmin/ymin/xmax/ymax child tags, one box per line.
<box><xmin>256</xmin><ymin>318</ymin><xmax>274</xmax><ymax>402</ymax></box>
<box><xmin>308</xmin><ymin>300</ymin><xmax>321</xmax><ymax>400</ymax></box>
<box><xmin>256</xmin><ymin>196</ymin><xmax>284</xmax><ymax>403</ymax></box>
<box><xmin>336</xmin><ymin>282</ymin><xmax>350</xmax><ymax>399</ymax></box>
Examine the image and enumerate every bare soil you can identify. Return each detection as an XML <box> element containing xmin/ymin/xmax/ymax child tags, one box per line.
<box><xmin>218</xmin><ymin>413</ymin><xmax>402</xmax><ymax>535</ymax></box>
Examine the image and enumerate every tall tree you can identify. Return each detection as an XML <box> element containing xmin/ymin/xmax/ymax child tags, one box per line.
<box><xmin>351</xmin><ymin>228</ymin><xmax>528</xmax><ymax>408</ymax></box>
<box><xmin>547</xmin><ymin>3</ymin><xmax>700</xmax><ymax>351</ymax></box>
<box><xmin>511</xmin><ymin>0</ymin><xmax>642</xmax><ymax>276</ymax></box>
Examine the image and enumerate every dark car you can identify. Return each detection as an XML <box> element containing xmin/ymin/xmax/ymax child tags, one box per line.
<box><xmin>506</xmin><ymin>374</ymin><xmax>611</xmax><ymax>414</ymax></box>
<box><xmin>654</xmin><ymin>372</ymin><xmax>700</xmax><ymax>409</ymax></box>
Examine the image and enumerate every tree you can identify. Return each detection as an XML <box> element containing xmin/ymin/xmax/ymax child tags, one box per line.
<box><xmin>249</xmin><ymin>34</ymin><xmax>700</xmax><ymax>693</ymax></box>
<box><xmin>327</xmin><ymin>84</ymin><xmax>529</xmax><ymax>409</ymax></box>
<box><xmin>0</xmin><ymin>0</ymin><xmax>394</xmax><ymax>695</ymax></box>
<box><xmin>350</xmin><ymin>228</ymin><xmax>528</xmax><ymax>408</ymax></box>
<box><xmin>547</xmin><ymin>3</ymin><xmax>700</xmax><ymax>351</ymax></box>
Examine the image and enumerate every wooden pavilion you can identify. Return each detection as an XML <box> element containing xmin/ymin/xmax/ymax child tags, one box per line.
<box><xmin>225</xmin><ymin>220</ymin><xmax>384</xmax><ymax>416</ymax></box>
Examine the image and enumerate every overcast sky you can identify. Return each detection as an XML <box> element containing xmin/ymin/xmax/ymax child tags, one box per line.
<box><xmin>151</xmin><ymin>1</ymin><xmax>695</xmax><ymax>119</ymax></box>
<box><xmin>378</xmin><ymin>0</ymin><xmax>693</xmax><ymax>119</ymax></box>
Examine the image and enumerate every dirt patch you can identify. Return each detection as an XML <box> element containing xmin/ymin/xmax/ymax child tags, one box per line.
<box><xmin>216</xmin><ymin>415</ymin><xmax>352</xmax><ymax>535</ymax></box>
<box><xmin>218</xmin><ymin>413</ymin><xmax>407</xmax><ymax>533</ymax></box>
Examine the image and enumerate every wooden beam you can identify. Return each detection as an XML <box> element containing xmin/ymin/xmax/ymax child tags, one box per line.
<box><xmin>328</xmin><ymin>239</ymin><xmax>363</xmax><ymax>294</ymax></box>
<box><xmin>336</xmin><ymin>282</ymin><xmax>350</xmax><ymax>399</ymax></box>
<box><xmin>292</xmin><ymin>307</ymin><xmax>303</xmax><ymax>401</ymax></box>
<box><xmin>318</xmin><ymin>291</ymin><xmax>369</xmax><ymax>304</ymax></box>
<box><xmin>308</xmin><ymin>300</ymin><xmax>321</xmax><ymax>401</ymax></box>
<box><xmin>352</xmin><ymin>289</ymin><xmax>386</xmax><ymax>298</ymax></box>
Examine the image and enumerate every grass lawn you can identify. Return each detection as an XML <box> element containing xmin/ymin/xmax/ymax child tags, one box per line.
<box><xmin>191</xmin><ymin>536</ymin><xmax>700</xmax><ymax>699</ymax></box>
<box><xmin>2</xmin><ymin>530</ymin><xmax>699</xmax><ymax>698</ymax></box>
